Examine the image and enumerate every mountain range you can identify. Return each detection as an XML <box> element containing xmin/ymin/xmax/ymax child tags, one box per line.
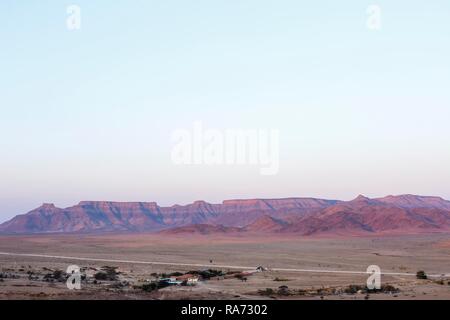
<box><xmin>1</xmin><ymin>194</ymin><xmax>450</xmax><ymax>236</ymax></box>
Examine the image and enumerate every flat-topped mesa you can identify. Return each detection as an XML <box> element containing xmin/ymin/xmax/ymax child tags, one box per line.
<box><xmin>376</xmin><ymin>194</ymin><xmax>450</xmax><ymax>210</ymax></box>
<box><xmin>77</xmin><ymin>201</ymin><xmax>160</xmax><ymax>210</ymax></box>
<box><xmin>2</xmin><ymin>194</ymin><xmax>450</xmax><ymax>235</ymax></box>
<box><xmin>164</xmin><ymin>201</ymin><xmax>217</xmax><ymax>219</ymax></box>
<box><xmin>261</xmin><ymin>198</ymin><xmax>339</xmax><ymax>209</ymax></box>
<box><xmin>222</xmin><ymin>199</ymin><xmax>264</xmax><ymax>205</ymax></box>
<box><xmin>166</xmin><ymin>200</ymin><xmax>214</xmax><ymax>210</ymax></box>
<box><xmin>222</xmin><ymin>198</ymin><xmax>338</xmax><ymax>210</ymax></box>
<box><xmin>221</xmin><ymin>199</ymin><xmax>275</xmax><ymax>211</ymax></box>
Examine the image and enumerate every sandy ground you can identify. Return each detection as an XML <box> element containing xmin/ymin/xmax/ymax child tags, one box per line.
<box><xmin>0</xmin><ymin>233</ymin><xmax>449</xmax><ymax>300</ymax></box>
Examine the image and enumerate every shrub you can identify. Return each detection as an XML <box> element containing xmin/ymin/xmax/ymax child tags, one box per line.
<box><xmin>380</xmin><ymin>284</ymin><xmax>399</xmax><ymax>293</ymax></box>
<box><xmin>54</xmin><ymin>270</ymin><xmax>64</xmax><ymax>279</ymax></box>
<box><xmin>345</xmin><ymin>284</ymin><xmax>365</xmax><ymax>294</ymax></box>
<box><xmin>258</xmin><ymin>288</ymin><xmax>275</xmax><ymax>296</ymax></box>
<box><xmin>43</xmin><ymin>273</ymin><xmax>53</xmax><ymax>281</ymax></box>
<box><xmin>273</xmin><ymin>277</ymin><xmax>290</xmax><ymax>281</ymax></box>
<box><xmin>95</xmin><ymin>266</ymin><xmax>119</xmax><ymax>281</ymax></box>
<box><xmin>277</xmin><ymin>285</ymin><xmax>290</xmax><ymax>295</ymax></box>
<box><xmin>416</xmin><ymin>270</ymin><xmax>427</xmax><ymax>280</ymax></box>
<box><xmin>139</xmin><ymin>279</ymin><xmax>172</xmax><ymax>292</ymax></box>
<box><xmin>141</xmin><ymin>282</ymin><xmax>159</xmax><ymax>292</ymax></box>
<box><xmin>42</xmin><ymin>270</ymin><xmax>64</xmax><ymax>282</ymax></box>
<box><xmin>197</xmin><ymin>269</ymin><xmax>224</xmax><ymax>279</ymax></box>
<box><xmin>297</xmin><ymin>289</ymin><xmax>307</xmax><ymax>295</ymax></box>
<box><xmin>94</xmin><ymin>272</ymin><xmax>108</xmax><ymax>280</ymax></box>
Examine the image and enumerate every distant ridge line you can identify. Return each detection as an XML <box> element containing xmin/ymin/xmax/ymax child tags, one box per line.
<box><xmin>1</xmin><ymin>194</ymin><xmax>450</xmax><ymax>235</ymax></box>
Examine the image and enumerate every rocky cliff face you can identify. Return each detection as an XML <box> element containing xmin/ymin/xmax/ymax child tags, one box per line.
<box><xmin>1</xmin><ymin>195</ymin><xmax>450</xmax><ymax>236</ymax></box>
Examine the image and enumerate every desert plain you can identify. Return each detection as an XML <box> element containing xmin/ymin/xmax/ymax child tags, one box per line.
<box><xmin>1</xmin><ymin>232</ymin><xmax>449</xmax><ymax>300</ymax></box>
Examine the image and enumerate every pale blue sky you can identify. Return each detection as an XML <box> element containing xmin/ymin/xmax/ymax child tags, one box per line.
<box><xmin>1</xmin><ymin>1</ymin><xmax>450</xmax><ymax>222</ymax></box>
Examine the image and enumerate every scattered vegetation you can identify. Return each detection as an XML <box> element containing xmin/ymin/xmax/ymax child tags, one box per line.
<box><xmin>140</xmin><ymin>282</ymin><xmax>159</xmax><ymax>292</ymax></box>
<box><xmin>344</xmin><ymin>284</ymin><xmax>365</xmax><ymax>294</ymax></box>
<box><xmin>187</xmin><ymin>269</ymin><xmax>225</xmax><ymax>279</ymax></box>
<box><xmin>108</xmin><ymin>281</ymin><xmax>130</xmax><ymax>289</ymax></box>
<box><xmin>27</xmin><ymin>271</ymin><xmax>39</xmax><ymax>280</ymax></box>
<box><xmin>349</xmin><ymin>284</ymin><xmax>399</xmax><ymax>294</ymax></box>
<box><xmin>258</xmin><ymin>284</ymin><xmax>400</xmax><ymax>297</ymax></box>
<box><xmin>94</xmin><ymin>266</ymin><xmax>119</xmax><ymax>281</ymax></box>
<box><xmin>43</xmin><ymin>269</ymin><xmax>65</xmax><ymax>282</ymax></box>
<box><xmin>0</xmin><ymin>272</ymin><xmax>19</xmax><ymax>280</ymax></box>
<box><xmin>137</xmin><ymin>279</ymin><xmax>171</xmax><ymax>292</ymax></box>
<box><xmin>53</xmin><ymin>270</ymin><xmax>64</xmax><ymax>280</ymax></box>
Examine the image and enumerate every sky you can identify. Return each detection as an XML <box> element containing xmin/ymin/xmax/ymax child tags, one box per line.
<box><xmin>1</xmin><ymin>0</ymin><xmax>450</xmax><ymax>222</ymax></box>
